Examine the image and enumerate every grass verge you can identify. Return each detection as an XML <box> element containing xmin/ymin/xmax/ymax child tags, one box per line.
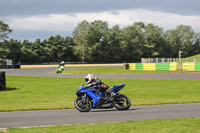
<box><xmin>179</xmin><ymin>54</ymin><xmax>200</xmax><ymax>62</ymax></box>
<box><xmin>0</xmin><ymin>76</ymin><xmax>200</xmax><ymax>111</ymax></box>
<box><xmin>4</xmin><ymin>118</ymin><xmax>200</xmax><ymax>133</ymax></box>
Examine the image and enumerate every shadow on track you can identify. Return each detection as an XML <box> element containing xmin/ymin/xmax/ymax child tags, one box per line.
<box><xmin>90</xmin><ymin>108</ymin><xmax>138</xmax><ymax>113</ymax></box>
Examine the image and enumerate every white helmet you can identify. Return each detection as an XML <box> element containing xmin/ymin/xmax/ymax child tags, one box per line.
<box><xmin>61</xmin><ymin>61</ymin><xmax>65</xmax><ymax>64</ymax></box>
<box><xmin>85</xmin><ymin>74</ymin><xmax>94</xmax><ymax>83</ymax></box>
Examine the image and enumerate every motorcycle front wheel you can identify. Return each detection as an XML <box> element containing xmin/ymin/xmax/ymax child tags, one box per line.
<box><xmin>74</xmin><ymin>97</ymin><xmax>92</xmax><ymax>112</ymax></box>
<box><xmin>113</xmin><ymin>94</ymin><xmax>131</xmax><ymax>110</ymax></box>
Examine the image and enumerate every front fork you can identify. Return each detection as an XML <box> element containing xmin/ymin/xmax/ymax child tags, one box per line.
<box><xmin>81</xmin><ymin>94</ymin><xmax>87</xmax><ymax>103</ymax></box>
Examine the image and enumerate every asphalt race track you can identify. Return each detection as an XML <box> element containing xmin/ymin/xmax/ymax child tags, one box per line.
<box><xmin>4</xmin><ymin>67</ymin><xmax>200</xmax><ymax>79</ymax></box>
<box><xmin>1</xmin><ymin>67</ymin><xmax>200</xmax><ymax>128</ymax></box>
<box><xmin>1</xmin><ymin>103</ymin><xmax>200</xmax><ymax>128</ymax></box>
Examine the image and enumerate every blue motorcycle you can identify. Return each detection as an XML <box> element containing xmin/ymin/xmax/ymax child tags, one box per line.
<box><xmin>74</xmin><ymin>83</ymin><xmax>131</xmax><ymax>112</ymax></box>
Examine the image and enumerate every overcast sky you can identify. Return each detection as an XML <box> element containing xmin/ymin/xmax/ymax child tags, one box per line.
<box><xmin>0</xmin><ymin>0</ymin><xmax>200</xmax><ymax>41</ymax></box>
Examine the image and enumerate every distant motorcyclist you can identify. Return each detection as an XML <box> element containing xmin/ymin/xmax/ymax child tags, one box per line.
<box><xmin>85</xmin><ymin>74</ymin><xmax>109</xmax><ymax>93</ymax></box>
<box><xmin>57</xmin><ymin>61</ymin><xmax>65</xmax><ymax>74</ymax></box>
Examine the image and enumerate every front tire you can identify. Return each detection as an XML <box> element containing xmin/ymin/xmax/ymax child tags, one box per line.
<box><xmin>74</xmin><ymin>97</ymin><xmax>92</xmax><ymax>112</ymax></box>
<box><xmin>113</xmin><ymin>94</ymin><xmax>131</xmax><ymax>110</ymax></box>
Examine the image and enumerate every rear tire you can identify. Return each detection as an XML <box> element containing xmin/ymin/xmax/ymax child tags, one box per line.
<box><xmin>74</xmin><ymin>97</ymin><xmax>92</xmax><ymax>112</ymax></box>
<box><xmin>113</xmin><ymin>94</ymin><xmax>131</xmax><ymax>110</ymax></box>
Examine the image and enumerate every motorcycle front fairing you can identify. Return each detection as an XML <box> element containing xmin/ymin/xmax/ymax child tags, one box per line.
<box><xmin>76</xmin><ymin>84</ymin><xmax>102</xmax><ymax>108</ymax></box>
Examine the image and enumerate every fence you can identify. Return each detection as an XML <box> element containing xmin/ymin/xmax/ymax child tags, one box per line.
<box><xmin>141</xmin><ymin>58</ymin><xmax>179</xmax><ymax>63</ymax></box>
<box><xmin>0</xmin><ymin>65</ymin><xmax>21</xmax><ymax>69</ymax></box>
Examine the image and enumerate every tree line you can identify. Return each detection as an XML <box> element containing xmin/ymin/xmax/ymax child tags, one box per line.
<box><xmin>0</xmin><ymin>20</ymin><xmax>200</xmax><ymax>64</ymax></box>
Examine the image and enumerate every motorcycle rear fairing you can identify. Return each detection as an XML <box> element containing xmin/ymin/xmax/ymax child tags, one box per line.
<box><xmin>110</xmin><ymin>84</ymin><xmax>125</xmax><ymax>93</ymax></box>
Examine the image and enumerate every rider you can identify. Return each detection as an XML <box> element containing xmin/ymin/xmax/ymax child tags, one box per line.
<box><xmin>57</xmin><ymin>61</ymin><xmax>65</xmax><ymax>74</ymax></box>
<box><xmin>85</xmin><ymin>74</ymin><xmax>109</xmax><ymax>93</ymax></box>
<box><xmin>59</xmin><ymin>61</ymin><xmax>65</xmax><ymax>67</ymax></box>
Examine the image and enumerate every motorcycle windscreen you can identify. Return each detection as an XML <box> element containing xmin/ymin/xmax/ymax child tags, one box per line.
<box><xmin>110</xmin><ymin>84</ymin><xmax>125</xmax><ymax>93</ymax></box>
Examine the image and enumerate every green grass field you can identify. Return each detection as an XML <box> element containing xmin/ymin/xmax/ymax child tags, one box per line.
<box><xmin>188</xmin><ymin>54</ymin><xmax>200</xmax><ymax>58</ymax></box>
<box><xmin>178</xmin><ymin>54</ymin><xmax>200</xmax><ymax>63</ymax></box>
<box><xmin>1</xmin><ymin>76</ymin><xmax>200</xmax><ymax>111</ymax></box>
<box><xmin>4</xmin><ymin>118</ymin><xmax>200</xmax><ymax>133</ymax></box>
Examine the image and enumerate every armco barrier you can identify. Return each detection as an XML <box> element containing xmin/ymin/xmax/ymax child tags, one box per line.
<box><xmin>182</xmin><ymin>62</ymin><xmax>200</xmax><ymax>71</ymax></box>
<box><xmin>169</xmin><ymin>62</ymin><xmax>177</xmax><ymax>71</ymax></box>
<box><xmin>143</xmin><ymin>63</ymin><xmax>156</xmax><ymax>71</ymax></box>
<box><xmin>136</xmin><ymin>63</ymin><xmax>143</xmax><ymax>70</ymax></box>
<box><xmin>129</xmin><ymin>62</ymin><xmax>177</xmax><ymax>71</ymax></box>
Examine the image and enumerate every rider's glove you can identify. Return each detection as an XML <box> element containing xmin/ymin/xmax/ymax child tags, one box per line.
<box><xmin>86</xmin><ymin>84</ymin><xmax>92</xmax><ymax>88</ymax></box>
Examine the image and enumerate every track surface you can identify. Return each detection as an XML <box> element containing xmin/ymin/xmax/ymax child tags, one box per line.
<box><xmin>1</xmin><ymin>103</ymin><xmax>200</xmax><ymax>128</ymax></box>
<box><xmin>4</xmin><ymin>67</ymin><xmax>200</xmax><ymax>79</ymax></box>
<box><xmin>1</xmin><ymin>67</ymin><xmax>200</xmax><ymax>128</ymax></box>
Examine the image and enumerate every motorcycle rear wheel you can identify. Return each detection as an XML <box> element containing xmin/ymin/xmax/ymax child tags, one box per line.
<box><xmin>113</xmin><ymin>94</ymin><xmax>131</xmax><ymax>110</ymax></box>
<box><xmin>74</xmin><ymin>97</ymin><xmax>92</xmax><ymax>112</ymax></box>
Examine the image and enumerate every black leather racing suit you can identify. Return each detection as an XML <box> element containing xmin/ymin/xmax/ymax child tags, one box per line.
<box><xmin>87</xmin><ymin>78</ymin><xmax>109</xmax><ymax>93</ymax></box>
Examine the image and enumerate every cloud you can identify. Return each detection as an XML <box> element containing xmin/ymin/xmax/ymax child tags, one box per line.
<box><xmin>7</xmin><ymin>14</ymin><xmax>77</xmax><ymax>31</ymax></box>
<box><xmin>6</xmin><ymin>9</ymin><xmax>200</xmax><ymax>33</ymax></box>
<box><xmin>1</xmin><ymin>0</ymin><xmax>200</xmax><ymax>16</ymax></box>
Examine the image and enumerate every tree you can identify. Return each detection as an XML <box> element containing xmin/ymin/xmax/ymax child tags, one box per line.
<box><xmin>20</xmin><ymin>40</ymin><xmax>37</xmax><ymax>63</ymax></box>
<box><xmin>0</xmin><ymin>21</ymin><xmax>12</xmax><ymax>59</ymax></box>
<box><xmin>43</xmin><ymin>35</ymin><xmax>64</xmax><ymax>62</ymax></box>
<box><xmin>0</xmin><ymin>20</ymin><xmax>12</xmax><ymax>42</ymax></box>
<box><xmin>60</xmin><ymin>36</ymin><xmax>76</xmax><ymax>62</ymax></box>
<box><xmin>104</xmin><ymin>25</ymin><xmax>123</xmax><ymax>62</ymax></box>
<box><xmin>0</xmin><ymin>40</ymin><xmax>9</xmax><ymax>59</ymax></box>
<box><xmin>73</xmin><ymin>20</ymin><xmax>109</xmax><ymax>62</ymax></box>
<box><xmin>188</xmin><ymin>32</ymin><xmax>200</xmax><ymax>56</ymax></box>
<box><xmin>143</xmin><ymin>24</ymin><xmax>164</xmax><ymax>57</ymax></box>
<box><xmin>6</xmin><ymin>39</ymin><xmax>22</xmax><ymax>63</ymax></box>
<box><xmin>163</xmin><ymin>25</ymin><xmax>196</xmax><ymax>57</ymax></box>
<box><xmin>42</xmin><ymin>35</ymin><xmax>75</xmax><ymax>62</ymax></box>
<box><xmin>120</xmin><ymin>22</ymin><xmax>145</xmax><ymax>62</ymax></box>
<box><xmin>85</xmin><ymin>20</ymin><xmax>109</xmax><ymax>62</ymax></box>
<box><xmin>73</xmin><ymin>20</ymin><xmax>90</xmax><ymax>62</ymax></box>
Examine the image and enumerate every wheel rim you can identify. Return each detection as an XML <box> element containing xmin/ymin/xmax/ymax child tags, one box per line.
<box><xmin>117</xmin><ymin>97</ymin><xmax>128</xmax><ymax>107</ymax></box>
<box><xmin>75</xmin><ymin>97</ymin><xmax>92</xmax><ymax>111</ymax></box>
<box><xmin>114</xmin><ymin>94</ymin><xmax>131</xmax><ymax>110</ymax></box>
<box><xmin>77</xmin><ymin>99</ymin><xmax>90</xmax><ymax>109</ymax></box>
